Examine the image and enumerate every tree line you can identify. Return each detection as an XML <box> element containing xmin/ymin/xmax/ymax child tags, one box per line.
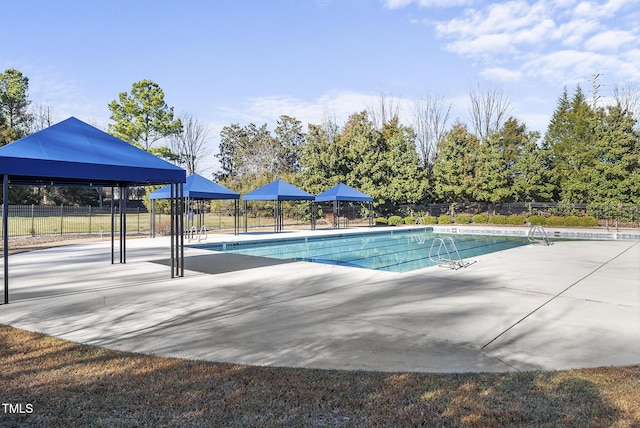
<box><xmin>1</xmin><ymin>69</ymin><xmax>639</xmax><ymax>212</ymax></box>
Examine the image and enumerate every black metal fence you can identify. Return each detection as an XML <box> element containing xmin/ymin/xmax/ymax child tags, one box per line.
<box><xmin>2</xmin><ymin>201</ymin><xmax>639</xmax><ymax>239</ymax></box>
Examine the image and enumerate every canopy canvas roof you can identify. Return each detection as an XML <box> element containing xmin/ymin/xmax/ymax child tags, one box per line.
<box><xmin>0</xmin><ymin>116</ymin><xmax>185</xmax><ymax>186</ymax></box>
<box><xmin>1</xmin><ymin>117</ymin><xmax>186</xmax><ymax>304</ymax></box>
<box><xmin>314</xmin><ymin>183</ymin><xmax>373</xmax><ymax>203</ymax></box>
<box><xmin>149</xmin><ymin>174</ymin><xmax>239</xmax><ymax>200</ymax></box>
<box><xmin>243</xmin><ymin>179</ymin><xmax>314</xmax><ymax>201</ymax></box>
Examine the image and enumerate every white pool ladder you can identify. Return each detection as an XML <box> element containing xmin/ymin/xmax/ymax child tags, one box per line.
<box><xmin>428</xmin><ymin>237</ymin><xmax>476</xmax><ymax>270</ymax></box>
<box><xmin>185</xmin><ymin>225</ymin><xmax>208</xmax><ymax>242</ymax></box>
<box><xmin>527</xmin><ymin>225</ymin><xmax>551</xmax><ymax>246</ymax></box>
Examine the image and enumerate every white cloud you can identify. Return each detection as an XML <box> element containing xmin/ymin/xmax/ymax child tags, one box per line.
<box><xmin>585</xmin><ymin>29</ymin><xmax>636</xmax><ymax>52</ymax></box>
<box><xmin>382</xmin><ymin>0</ymin><xmax>473</xmax><ymax>8</ymax></box>
<box><xmin>481</xmin><ymin>67</ymin><xmax>523</xmax><ymax>81</ymax></box>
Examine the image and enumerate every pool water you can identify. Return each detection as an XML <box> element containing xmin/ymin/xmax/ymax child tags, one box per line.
<box><xmin>192</xmin><ymin>229</ymin><xmax>530</xmax><ymax>273</ymax></box>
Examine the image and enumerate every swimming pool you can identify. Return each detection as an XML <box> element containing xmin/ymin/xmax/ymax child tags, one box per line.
<box><xmin>192</xmin><ymin>228</ymin><xmax>530</xmax><ymax>273</ymax></box>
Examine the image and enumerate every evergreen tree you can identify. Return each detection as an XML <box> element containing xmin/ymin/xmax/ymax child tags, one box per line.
<box><xmin>590</xmin><ymin>104</ymin><xmax>640</xmax><ymax>203</ymax></box>
<box><xmin>108</xmin><ymin>79</ymin><xmax>182</xmax><ymax>157</ymax></box>
<box><xmin>545</xmin><ymin>86</ymin><xmax>597</xmax><ymax>203</ymax></box>
<box><xmin>432</xmin><ymin>122</ymin><xmax>479</xmax><ymax>203</ymax></box>
<box><xmin>0</xmin><ymin>68</ymin><xmax>32</xmax><ymax>145</ymax></box>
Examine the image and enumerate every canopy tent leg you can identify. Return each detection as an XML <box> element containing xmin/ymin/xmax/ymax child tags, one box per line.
<box><xmin>111</xmin><ymin>186</ymin><xmax>115</xmax><ymax>264</ymax></box>
<box><xmin>3</xmin><ymin>174</ymin><xmax>8</xmax><ymax>304</ymax></box>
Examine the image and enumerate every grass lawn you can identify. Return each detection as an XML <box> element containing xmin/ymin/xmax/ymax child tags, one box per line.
<box><xmin>1</xmin><ymin>325</ymin><xmax>639</xmax><ymax>427</ymax></box>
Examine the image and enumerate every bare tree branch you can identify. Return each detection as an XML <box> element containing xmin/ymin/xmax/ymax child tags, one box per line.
<box><xmin>412</xmin><ymin>94</ymin><xmax>452</xmax><ymax>169</ymax></box>
<box><xmin>468</xmin><ymin>82</ymin><xmax>512</xmax><ymax>142</ymax></box>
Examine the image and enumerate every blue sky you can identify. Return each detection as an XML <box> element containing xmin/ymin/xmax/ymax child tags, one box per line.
<box><xmin>2</xmin><ymin>0</ymin><xmax>639</xmax><ymax>173</ymax></box>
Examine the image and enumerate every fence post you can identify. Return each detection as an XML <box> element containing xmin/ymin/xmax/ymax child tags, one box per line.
<box><xmin>31</xmin><ymin>204</ymin><xmax>35</xmax><ymax>236</ymax></box>
<box><xmin>60</xmin><ymin>205</ymin><xmax>64</xmax><ymax>236</ymax></box>
<box><xmin>89</xmin><ymin>206</ymin><xmax>92</xmax><ymax>235</ymax></box>
<box><xmin>137</xmin><ymin>207</ymin><xmax>140</xmax><ymax>234</ymax></box>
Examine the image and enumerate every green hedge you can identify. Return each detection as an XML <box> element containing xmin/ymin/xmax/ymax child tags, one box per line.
<box><xmin>375</xmin><ymin>217</ymin><xmax>387</xmax><ymax>225</ymax></box>
<box><xmin>580</xmin><ymin>215</ymin><xmax>598</xmax><ymax>227</ymax></box>
<box><xmin>506</xmin><ymin>214</ymin><xmax>525</xmax><ymax>225</ymax></box>
<box><xmin>438</xmin><ymin>215</ymin><xmax>452</xmax><ymax>224</ymax></box>
<box><xmin>490</xmin><ymin>214</ymin><xmax>507</xmax><ymax>224</ymax></box>
<box><xmin>404</xmin><ymin>216</ymin><xmax>416</xmax><ymax>225</ymax></box>
<box><xmin>388</xmin><ymin>215</ymin><xmax>404</xmax><ymax>226</ymax></box>
<box><xmin>527</xmin><ymin>215</ymin><xmax>546</xmax><ymax>225</ymax></box>
<box><xmin>422</xmin><ymin>215</ymin><xmax>438</xmax><ymax>225</ymax></box>
<box><xmin>472</xmin><ymin>214</ymin><xmax>489</xmax><ymax>224</ymax></box>
<box><xmin>564</xmin><ymin>215</ymin><xmax>582</xmax><ymax>226</ymax></box>
<box><xmin>546</xmin><ymin>215</ymin><xmax>564</xmax><ymax>226</ymax></box>
<box><xmin>455</xmin><ymin>215</ymin><xmax>470</xmax><ymax>224</ymax></box>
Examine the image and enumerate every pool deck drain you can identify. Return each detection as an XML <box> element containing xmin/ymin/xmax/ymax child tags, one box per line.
<box><xmin>0</xmin><ymin>227</ymin><xmax>638</xmax><ymax>373</ymax></box>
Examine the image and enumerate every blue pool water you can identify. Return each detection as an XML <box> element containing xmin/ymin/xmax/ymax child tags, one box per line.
<box><xmin>192</xmin><ymin>228</ymin><xmax>530</xmax><ymax>273</ymax></box>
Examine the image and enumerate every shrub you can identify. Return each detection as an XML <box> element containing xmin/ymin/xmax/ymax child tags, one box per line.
<box><xmin>490</xmin><ymin>214</ymin><xmax>507</xmax><ymax>224</ymax></box>
<box><xmin>527</xmin><ymin>215</ymin><xmax>546</xmax><ymax>225</ymax></box>
<box><xmin>579</xmin><ymin>215</ymin><xmax>598</xmax><ymax>227</ymax></box>
<box><xmin>438</xmin><ymin>215</ymin><xmax>452</xmax><ymax>224</ymax></box>
<box><xmin>375</xmin><ymin>217</ymin><xmax>387</xmax><ymax>225</ymax></box>
<box><xmin>388</xmin><ymin>215</ymin><xmax>404</xmax><ymax>226</ymax></box>
<box><xmin>546</xmin><ymin>215</ymin><xmax>565</xmax><ymax>226</ymax></box>
<box><xmin>454</xmin><ymin>215</ymin><xmax>470</xmax><ymax>224</ymax></box>
<box><xmin>506</xmin><ymin>214</ymin><xmax>525</xmax><ymax>225</ymax></box>
<box><xmin>404</xmin><ymin>216</ymin><xmax>416</xmax><ymax>225</ymax></box>
<box><xmin>422</xmin><ymin>215</ymin><xmax>438</xmax><ymax>225</ymax></box>
<box><xmin>564</xmin><ymin>215</ymin><xmax>582</xmax><ymax>227</ymax></box>
<box><xmin>472</xmin><ymin>214</ymin><xmax>489</xmax><ymax>224</ymax></box>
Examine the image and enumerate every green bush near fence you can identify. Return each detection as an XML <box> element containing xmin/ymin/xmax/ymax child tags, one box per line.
<box><xmin>580</xmin><ymin>215</ymin><xmax>598</xmax><ymax>227</ymax></box>
<box><xmin>506</xmin><ymin>214</ymin><xmax>525</xmax><ymax>225</ymax></box>
<box><xmin>375</xmin><ymin>217</ymin><xmax>388</xmax><ymax>225</ymax></box>
<box><xmin>388</xmin><ymin>215</ymin><xmax>404</xmax><ymax>226</ymax></box>
<box><xmin>527</xmin><ymin>215</ymin><xmax>546</xmax><ymax>225</ymax></box>
<box><xmin>546</xmin><ymin>215</ymin><xmax>565</xmax><ymax>226</ymax></box>
<box><xmin>454</xmin><ymin>215</ymin><xmax>470</xmax><ymax>224</ymax></box>
<box><xmin>422</xmin><ymin>215</ymin><xmax>438</xmax><ymax>224</ymax></box>
<box><xmin>472</xmin><ymin>214</ymin><xmax>488</xmax><ymax>224</ymax></box>
<box><xmin>563</xmin><ymin>215</ymin><xmax>582</xmax><ymax>226</ymax></box>
<box><xmin>438</xmin><ymin>215</ymin><xmax>452</xmax><ymax>224</ymax></box>
<box><xmin>490</xmin><ymin>215</ymin><xmax>507</xmax><ymax>224</ymax></box>
<box><xmin>403</xmin><ymin>216</ymin><xmax>416</xmax><ymax>225</ymax></box>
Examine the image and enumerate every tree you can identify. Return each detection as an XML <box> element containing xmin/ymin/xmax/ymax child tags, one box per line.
<box><xmin>380</xmin><ymin>117</ymin><xmax>427</xmax><ymax>206</ymax></box>
<box><xmin>589</xmin><ymin>104</ymin><xmax>640</xmax><ymax>203</ymax></box>
<box><xmin>545</xmin><ymin>86</ymin><xmax>597</xmax><ymax>203</ymax></box>
<box><xmin>431</xmin><ymin>122</ymin><xmax>479</xmax><ymax>203</ymax></box>
<box><xmin>0</xmin><ymin>68</ymin><xmax>32</xmax><ymax>145</ymax></box>
<box><xmin>367</xmin><ymin>92</ymin><xmax>401</xmax><ymax>131</ymax></box>
<box><xmin>108</xmin><ymin>79</ymin><xmax>182</xmax><ymax>153</ymax></box>
<box><xmin>412</xmin><ymin>93</ymin><xmax>452</xmax><ymax>170</ymax></box>
<box><xmin>475</xmin><ymin>131</ymin><xmax>512</xmax><ymax>203</ymax></box>
<box><xmin>511</xmin><ymin>134</ymin><xmax>555</xmax><ymax>202</ymax></box>
<box><xmin>274</xmin><ymin>115</ymin><xmax>305</xmax><ymax>174</ymax></box>
<box><xmin>468</xmin><ymin>82</ymin><xmax>511</xmax><ymax>143</ymax></box>
<box><xmin>170</xmin><ymin>112</ymin><xmax>212</xmax><ymax>175</ymax></box>
<box><xmin>613</xmin><ymin>82</ymin><xmax>640</xmax><ymax>131</ymax></box>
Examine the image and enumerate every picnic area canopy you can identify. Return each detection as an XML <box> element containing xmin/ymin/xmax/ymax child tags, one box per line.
<box><xmin>313</xmin><ymin>183</ymin><xmax>374</xmax><ymax>228</ymax></box>
<box><xmin>0</xmin><ymin>117</ymin><xmax>187</xmax><ymax>304</ymax></box>
<box><xmin>314</xmin><ymin>183</ymin><xmax>373</xmax><ymax>203</ymax></box>
<box><xmin>242</xmin><ymin>179</ymin><xmax>314</xmax><ymax>232</ymax></box>
<box><xmin>243</xmin><ymin>179</ymin><xmax>314</xmax><ymax>201</ymax></box>
<box><xmin>0</xmin><ymin>116</ymin><xmax>185</xmax><ymax>186</ymax></box>
<box><xmin>149</xmin><ymin>174</ymin><xmax>240</xmax><ymax>200</ymax></box>
<box><xmin>149</xmin><ymin>174</ymin><xmax>240</xmax><ymax>235</ymax></box>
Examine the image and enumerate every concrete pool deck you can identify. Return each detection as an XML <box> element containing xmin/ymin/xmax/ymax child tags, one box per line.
<box><xmin>0</xmin><ymin>227</ymin><xmax>638</xmax><ymax>373</ymax></box>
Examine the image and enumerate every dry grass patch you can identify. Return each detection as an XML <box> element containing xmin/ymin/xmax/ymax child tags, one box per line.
<box><xmin>1</xmin><ymin>325</ymin><xmax>639</xmax><ymax>427</ymax></box>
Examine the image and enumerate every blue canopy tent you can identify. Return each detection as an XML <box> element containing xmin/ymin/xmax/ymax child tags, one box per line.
<box><xmin>149</xmin><ymin>174</ymin><xmax>241</xmax><ymax>236</ymax></box>
<box><xmin>242</xmin><ymin>179</ymin><xmax>314</xmax><ymax>232</ymax></box>
<box><xmin>314</xmin><ymin>183</ymin><xmax>374</xmax><ymax>228</ymax></box>
<box><xmin>0</xmin><ymin>117</ymin><xmax>187</xmax><ymax>304</ymax></box>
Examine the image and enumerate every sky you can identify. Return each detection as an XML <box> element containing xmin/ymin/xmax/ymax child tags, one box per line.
<box><xmin>2</xmin><ymin>0</ymin><xmax>639</xmax><ymax>174</ymax></box>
